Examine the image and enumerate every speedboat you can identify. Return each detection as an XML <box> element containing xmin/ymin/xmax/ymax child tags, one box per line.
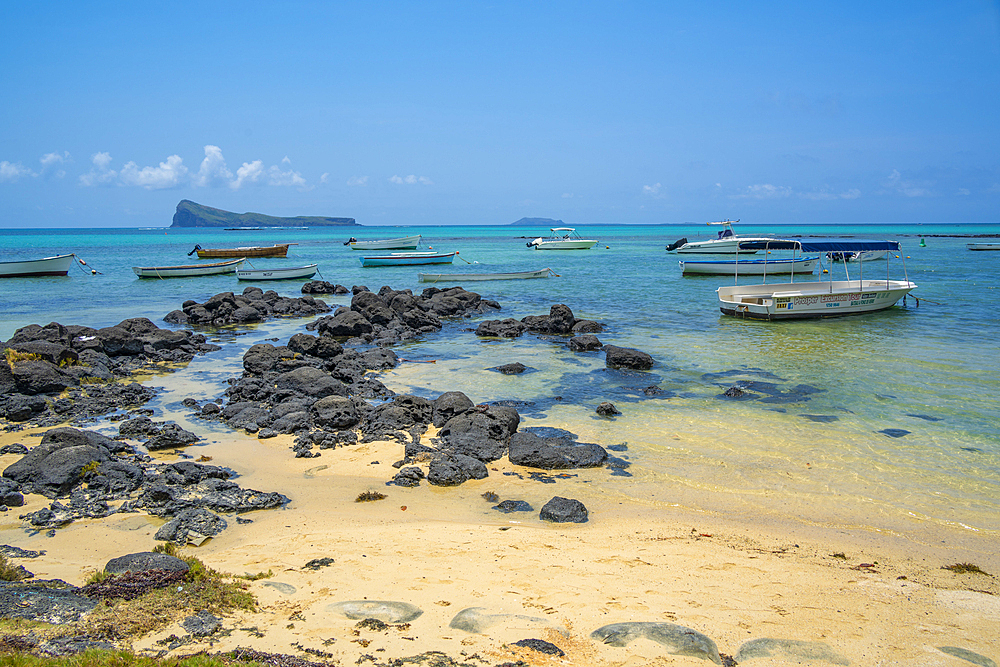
<box><xmin>526</xmin><ymin>228</ymin><xmax>597</xmax><ymax>250</ymax></box>
<box><xmin>716</xmin><ymin>239</ymin><xmax>916</xmax><ymax>319</ymax></box>
<box><xmin>671</xmin><ymin>220</ymin><xmax>774</xmax><ymax>254</ymax></box>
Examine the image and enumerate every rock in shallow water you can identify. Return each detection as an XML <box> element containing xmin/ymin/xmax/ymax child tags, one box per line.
<box><xmin>327</xmin><ymin>600</ymin><xmax>423</xmax><ymax>623</ymax></box>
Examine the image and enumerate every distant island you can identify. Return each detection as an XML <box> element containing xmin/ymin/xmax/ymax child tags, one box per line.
<box><xmin>170</xmin><ymin>200</ymin><xmax>357</xmax><ymax>228</ymax></box>
<box><xmin>510</xmin><ymin>217</ymin><xmax>565</xmax><ymax>227</ymax></box>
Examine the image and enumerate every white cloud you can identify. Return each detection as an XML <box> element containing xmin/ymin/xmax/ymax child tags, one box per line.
<box><xmin>79</xmin><ymin>152</ymin><xmax>118</xmax><ymax>186</ymax></box>
<box><xmin>642</xmin><ymin>182</ymin><xmax>662</xmax><ymax>196</ymax></box>
<box><xmin>266</xmin><ymin>164</ymin><xmax>307</xmax><ymax>188</ymax></box>
<box><xmin>561</xmin><ymin>192</ymin><xmax>574</xmax><ymax>198</ymax></box>
<box><xmin>0</xmin><ymin>161</ymin><xmax>34</xmax><ymax>182</ymax></box>
<box><xmin>734</xmin><ymin>184</ymin><xmax>792</xmax><ymax>199</ymax></box>
<box><xmin>119</xmin><ymin>154</ymin><xmax>188</xmax><ymax>189</ymax></box>
<box><xmin>957</xmin><ymin>188</ymin><xmax>970</xmax><ymax>196</ymax></box>
<box><xmin>320</xmin><ymin>173</ymin><xmax>329</xmax><ymax>184</ymax></box>
<box><xmin>347</xmin><ymin>176</ymin><xmax>368</xmax><ymax>186</ymax></box>
<box><xmin>389</xmin><ymin>174</ymin><xmax>432</xmax><ymax>185</ymax></box>
<box><xmin>798</xmin><ymin>188</ymin><xmax>862</xmax><ymax>201</ymax></box>
<box><xmin>233</xmin><ymin>160</ymin><xmax>265</xmax><ymax>189</ymax></box>
<box><xmin>886</xmin><ymin>169</ymin><xmax>931</xmax><ymax>197</ymax></box>
<box><xmin>193</xmin><ymin>145</ymin><xmax>233</xmax><ymax>187</ymax></box>
<box><xmin>39</xmin><ymin>151</ymin><xmax>70</xmax><ymax>178</ymax></box>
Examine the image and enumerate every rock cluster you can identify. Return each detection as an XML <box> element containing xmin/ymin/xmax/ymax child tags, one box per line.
<box><xmin>163</xmin><ymin>287</ymin><xmax>331</xmax><ymax>326</ymax></box>
<box><xmin>2</xmin><ymin>319</ymin><xmax>220</xmax><ymax>426</ymax></box>
<box><xmin>301</xmin><ymin>280</ymin><xmax>350</xmax><ymax>295</ymax></box>
<box><xmin>2</xmin><ymin>427</ymin><xmax>287</xmax><ymax>538</ymax></box>
<box><xmin>474</xmin><ymin>304</ymin><xmax>601</xmax><ymax>338</ymax></box>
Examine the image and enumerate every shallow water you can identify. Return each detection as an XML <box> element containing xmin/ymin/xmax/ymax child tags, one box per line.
<box><xmin>2</xmin><ymin>222</ymin><xmax>999</xmax><ymax>557</ymax></box>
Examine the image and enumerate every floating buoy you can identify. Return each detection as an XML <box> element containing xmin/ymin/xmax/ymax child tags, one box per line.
<box><xmin>605</xmin><ymin>245</ymin><xmax>610</xmax><ymax>249</ymax></box>
<box><xmin>822</xmin><ymin>269</ymin><xmax>829</xmax><ymax>274</ymax></box>
<box><xmin>919</xmin><ymin>238</ymin><xmax>926</xmax><ymax>247</ymax></box>
<box><xmin>91</xmin><ymin>269</ymin><xmax>96</xmax><ymax>275</ymax></box>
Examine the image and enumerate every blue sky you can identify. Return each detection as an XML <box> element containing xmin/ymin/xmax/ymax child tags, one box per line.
<box><xmin>2</xmin><ymin>1</ymin><xmax>998</xmax><ymax>227</ymax></box>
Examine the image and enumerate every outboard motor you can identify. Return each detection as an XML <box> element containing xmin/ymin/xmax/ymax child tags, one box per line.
<box><xmin>527</xmin><ymin>238</ymin><xmax>542</xmax><ymax>248</ymax></box>
<box><xmin>664</xmin><ymin>238</ymin><xmax>688</xmax><ymax>252</ymax></box>
<box><xmin>187</xmin><ymin>244</ymin><xmax>202</xmax><ymax>256</ymax></box>
<box><xmin>343</xmin><ymin>237</ymin><xmax>357</xmax><ymax>246</ymax></box>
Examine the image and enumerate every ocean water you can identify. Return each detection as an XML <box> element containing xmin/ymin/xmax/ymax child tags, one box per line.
<box><xmin>2</xmin><ymin>222</ymin><xmax>999</xmax><ymax>558</ymax></box>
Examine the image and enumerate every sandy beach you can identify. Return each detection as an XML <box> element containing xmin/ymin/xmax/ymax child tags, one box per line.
<box><xmin>2</xmin><ymin>418</ymin><xmax>998</xmax><ymax>667</ymax></box>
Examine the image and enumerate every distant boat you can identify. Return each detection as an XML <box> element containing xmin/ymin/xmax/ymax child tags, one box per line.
<box><xmin>671</xmin><ymin>220</ymin><xmax>774</xmax><ymax>254</ymax></box>
<box><xmin>346</xmin><ymin>234</ymin><xmax>421</xmax><ymax>250</ymax></box>
<box><xmin>189</xmin><ymin>243</ymin><xmax>294</xmax><ymax>258</ymax></box>
<box><xmin>826</xmin><ymin>250</ymin><xmax>888</xmax><ymax>262</ymax></box>
<box><xmin>680</xmin><ymin>256</ymin><xmax>820</xmax><ymax>276</ymax></box>
<box><xmin>526</xmin><ymin>228</ymin><xmax>598</xmax><ymax>250</ymax></box>
<box><xmin>133</xmin><ymin>258</ymin><xmax>246</xmax><ymax>278</ymax></box>
<box><xmin>0</xmin><ymin>253</ymin><xmax>76</xmax><ymax>278</ymax></box>
<box><xmin>967</xmin><ymin>243</ymin><xmax>1000</xmax><ymax>251</ymax></box>
<box><xmin>237</xmin><ymin>264</ymin><xmax>318</xmax><ymax>281</ymax></box>
<box><xmin>419</xmin><ymin>267</ymin><xmax>557</xmax><ymax>282</ymax></box>
<box><xmin>360</xmin><ymin>251</ymin><xmax>457</xmax><ymax>267</ymax></box>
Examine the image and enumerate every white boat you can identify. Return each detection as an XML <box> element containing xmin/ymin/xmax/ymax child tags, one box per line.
<box><xmin>717</xmin><ymin>239</ymin><xmax>916</xmax><ymax>320</ymax></box>
<box><xmin>825</xmin><ymin>250</ymin><xmax>888</xmax><ymax>262</ymax></box>
<box><xmin>680</xmin><ymin>256</ymin><xmax>819</xmax><ymax>276</ymax></box>
<box><xmin>672</xmin><ymin>220</ymin><xmax>774</xmax><ymax>254</ymax></box>
<box><xmin>967</xmin><ymin>243</ymin><xmax>1000</xmax><ymax>251</ymax></box>
<box><xmin>237</xmin><ymin>264</ymin><xmax>318</xmax><ymax>281</ymax></box>
<box><xmin>133</xmin><ymin>258</ymin><xmax>246</xmax><ymax>278</ymax></box>
<box><xmin>0</xmin><ymin>253</ymin><xmax>75</xmax><ymax>278</ymax></box>
<box><xmin>418</xmin><ymin>268</ymin><xmax>557</xmax><ymax>282</ymax></box>
<box><xmin>360</xmin><ymin>251</ymin><xmax>457</xmax><ymax>267</ymax></box>
<box><xmin>345</xmin><ymin>234</ymin><xmax>421</xmax><ymax>250</ymax></box>
<box><xmin>526</xmin><ymin>228</ymin><xmax>598</xmax><ymax>250</ymax></box>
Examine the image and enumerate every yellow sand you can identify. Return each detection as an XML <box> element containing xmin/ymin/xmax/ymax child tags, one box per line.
<box><xmin>1</xmin><ymin>424</ymin><xmax>998</xmax><ymax>667</ymax></box>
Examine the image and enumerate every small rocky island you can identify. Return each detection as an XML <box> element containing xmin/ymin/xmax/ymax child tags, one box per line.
<box><xmin>170</xmin><ymin>200</ymin><xmax>356</xmax><ymax>228</ymax></box>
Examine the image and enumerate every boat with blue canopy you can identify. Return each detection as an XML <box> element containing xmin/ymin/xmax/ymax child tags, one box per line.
<box><xmin>716</xmin><ymin>239</ymin><xmax>917</xmax><ymax>320</ymax></box>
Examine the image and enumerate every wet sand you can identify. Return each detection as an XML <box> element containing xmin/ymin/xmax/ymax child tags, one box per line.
<box><xmin>2</xmin><ymin>421</ymin><xmax>998</xmax><ymax>666</ymax></box>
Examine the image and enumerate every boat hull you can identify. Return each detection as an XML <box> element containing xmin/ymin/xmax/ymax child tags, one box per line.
<box><xmin>360</xmin><ymin>252</ymin><xmax>456</xmax><ymax>267</ymax></box>
<box><xmin>419</xmin><ymin>268</ymin><xmax>554</xmax><ymax>282</ymax></box>
<box><xmin>237</xmin><ymin>264</ymin><xmax>318</xmax><ymax>281</ymax></box>
<box><xmin>133</xmin><ymin>258</ymin><xmax>246</xmax><ymax>278</ymax></box>
<box><xmin>680</xmin><ymin>257</ymin><xmax>819</xmax><ymax>275</ymax></box>
<box><xmin>530</xmin><ymin>240</ymin><xmax>597</xmax><ymax>250</ymax></box>
<box><xmin>196</xmin><ymin>244</ymin><xmax>290</xmax><ymax>258</ymax></box>
<box><xmin>0</xmin><ymin>254</ymin><xmax>75</xmax><ymax>278</ymax></box>
<box><xmin>349</xmin><ymin>235</ymin><xmax>422</xmax><ymax>250</ymax></box>
<box><xmin>718</xmin><ymin>279</ymin><xmax>917</xmax><ymax>320</ymax></box>
<box><xmin>967</xmin><ymin>243</ymin><xmax>1000</xmax><ymax>251</ymax></box>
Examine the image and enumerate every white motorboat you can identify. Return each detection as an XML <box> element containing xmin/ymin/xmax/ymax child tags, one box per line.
<box><xmin>345</xmin><ymin>234</ymin><xmax>421</xmax><ymax>250</ymax></box>
<box><xmin>0</xmin><ymin>253</ymin><xmax>76</xmax><ymax>278</ymax></box>
<box><xmin>671</xmin><ymin>220</ymin><xmax>774</xmax><ymax>254</ymax></box>
<box><xmin>133</xmin><ymin>258</ymin><xmax>246</xmax><ymax>278</ymax></box>
<box><xmin>418</xmin><ymin>268</ymin><xmax>557</xmax><ymax>282</ymax></box>
<box><xmin>526</xmin><ymin>228</ymin><xmax>597</xmax><ymax>250</ymax></box>
<box><xmin>967</xmin><ymin>243</ymin><xmax>1000</xmax><ymax>251</ymax></box>
<box><xmin>680</xmin><ymin>256</ymin><xmax>819</xmax><ymax>276</ymax></box>
<box><xmin>717</xmin><ymin>239</ymin><xmax>916</xmax><ymax>320</ymax></box>
<box><xmin>825</xmin><ymin>250</ymin><xmax>888</xmax><ymax>262</ymax></box>
<box><xmin>237</xmin><ymin>264</ymin><xmax>318</xmax><ymax>281</ymax></box>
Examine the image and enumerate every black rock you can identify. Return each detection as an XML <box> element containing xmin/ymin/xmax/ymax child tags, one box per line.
<box><xmin>539</xmin><ymin>496</ymin><xmax>589</xmax><ymax>523</ymax></box>
<box><xmin>493</xmin><ymin>500</ymin><xmax>533</xmax><ymax>513</ymax></box>
<box><xmin>182</xmin><ymin>610</ymin><xmax>221</xmax><ymax>636</ymax></box>
<box><xmin>427</xmin><ymin>454</ymin><xmax>489</xmax><ymax>487</ymax></box>
<box><xmin>596</xmin><ymin>401</ymin><xmax>620</xmax><ymax>416</ymax></box>
<box><xmin>432</xmin><ymin>391</ymin><xmax>474</xmax><ymax>427</ymax></box>
<box><xmin>104</xmin><ymin>551</ymin><xmax>189</xmax><ymax>575</ymax></box>
<box><xmin>569</xmin><ymin>335</ymin><xmax>603</xmax><ymax>351</ymax></box>
<box><xmin>508</xmin><ymin>432</ymin><xmax>607</xmax><ymax>469</ymax></box>
<box><xmin>604</xmin><ymin>345</ymin><xmax>654</xmax><ymax>370</ymax></box>
<box><xmin>2</xmin><ymin>428</ymin><xmax>118</xmax><ymax>498</ymax></box>
<box><xmin>493</xmin><ymin>362</ymin><xmax>528</xmax><ymax>374</ymax></box>
<box><xmin>512</xmin><ymin>638</ymin><xmax>565</xmax><ymax>656</ymax></box>
<box><xmin>154</xmin><ymin>508</ymin><xmax>229</xmax><ymax>544</ymax></box>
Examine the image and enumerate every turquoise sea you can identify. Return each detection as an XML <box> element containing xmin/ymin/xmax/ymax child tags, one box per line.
<box><xmin>2</xmin><ymin>222</ymin><xmax>999</xmax><ymax>561</ymax></box>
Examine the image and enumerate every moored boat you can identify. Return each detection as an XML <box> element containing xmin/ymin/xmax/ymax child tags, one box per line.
<box><xmin>670</xmin><ymin>220</ymin><xmax>775</xmax><ymax>254</ymax></box>
<box><xmin>716</xmin><ymin>239</ymin><xmax>915</xmax><ymax>320</ymax></box>
<box><xmin>418</xmin><ymin>268</ymin><xmax>557</xmax><ymax>282</ymax></box>
<box><xmin>0</xmin><ymin>253</ymin><xmax>76</xmax><ymax>278</ymax></box>
<box><xmin>237</xmin><ymin>264</ymin><xmax>318</xmax><ymax>281</ymax></box>
<box><xmin>133</xmin><ymin>258</ymin><xmax>246</xmax><ymax>278</ymax></box>
<box><xmin>967</xmin><ymin>242</ymin><xmax>1000</xmax><ymax>251</ymax></box>
<box><xmin>526</xmin><ymin>228</ymin><xmax>597</xmax><ymax>250</ymax></box>
<box><xmin>680</xmin><ymin>256</ymin><xmax>820</xmax><ymax>276</ymax></box>
<box><xmin>346</xmin><ymin>234</ymin><xmax>422</xmax><ymax>250</ymax></box>
<box><xmin>360</xmin><ymin>251</ymin><xmax>457</xmax><ymax>267</ymax></box>
<box><xmin>189</xmin><ymin>243</ymin><xmax>293</xmax><ymax>258</ymax></box>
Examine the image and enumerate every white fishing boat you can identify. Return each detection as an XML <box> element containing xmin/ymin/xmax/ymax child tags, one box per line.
<box><xmin>345</xmin><ymin>234</ymin><xmax>421</xmax><ymax>250</ymax></box>
<box><xmin>526</xmin><ymin>228</ymin><xmax>598</xmax><ymax>250</ymax></box>
<box><xmin>0</xmin><ymin>253</ymin><xmax>76</xmax><ymax>278</ymax></box>
<box><xmin>132</xmin><ymin>258</ymin><xmax>246</xmax><ymax>278</ymax></box>
<box><xmin>671</xmin><ymin>220</ymin><xmax>774</xmax><ymax>254</ymax></box>
<box><xmin>967</xmin><ymin>242</ymin><xmax>1000</xmax><ymax>251</ymax></box>
<box><xmin>418</xmin><ymin>267</ymin><xmax>557</xmax><ymax>282</ymax></box>
<box><xmin>237</xmin><ymin>264</ymin><xmax>318</xmax><ymax>281</ymax></box>
<box><xmin>360</xmin><ymin>251</ymin><xmax>457</xmax><ymax>267</ymax></box>
<box><xmin>717</xmin><ymin>239</ymin><xmax>916</xmax><ymax>320</ymax></box>
<box><xmin>680</xmin><ymin>256</ymin><xmax>819</xmax><ymax>276</ymax></box>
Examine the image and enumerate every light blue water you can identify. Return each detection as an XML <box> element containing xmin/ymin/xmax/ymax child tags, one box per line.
<box><xmin>2</xmin><ymin>222</ymin><xmax>999</xmax><ymax>556</ymax></box>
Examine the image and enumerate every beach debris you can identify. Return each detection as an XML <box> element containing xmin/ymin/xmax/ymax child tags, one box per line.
<box><xmin>596</xmin><ymin>401</ymin><xmax>621</xmax><ymax>416</ymax></box>
<box><xmin>540</xmin><ymin>496</ymin><xmax>589</xmax><ymax>523</ymax></box>
<box><xmin>937</xmin><ymin>646</ymin><xmax>997</xmax><ymax>667</ymax></box>
<box><xmin>81</xmin><ymin>568</ymin><xmax>187</xmax><ymax>601</ymax></box>
<box><xmin>355</xmin><ymin>490</ymin><xmax>386</xmax><ymax>502</ymax></box>
<box><xmin>481</xmin><ymin>491</ymin><xmax>499</xmax><ymax>502</ymax></box>
<box><xmin>449</xmin><ymin>607</ymin><xmax>554</xmax><ymax>634</ymax></box>
<box><xmin>328</xmin><ymin>600</ymin><xmax>424</xmax><ymax>623</ymax></box>
<box><xmin>592</xmin><ymin>622</ymin><xmax>722</xmax><ymax>664</ymax></box>
<box><xmin>942</xmin><ymin>563</ymin><xmax>992</xmax><ymax>576</ymax></box>
<box><xmin>303</xmin><ymin>558</ymin><xmax>336</xmax><ymax>570</ymax></box>
<box><xmin>512</xmin><ymin>638</ymin><xmax>565</xmax><ymax>656</ymax></box>
<box><xmin>735</xmin><ymin>638</ymin><xmax>848</xmax><ymax>665</ymax></box>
